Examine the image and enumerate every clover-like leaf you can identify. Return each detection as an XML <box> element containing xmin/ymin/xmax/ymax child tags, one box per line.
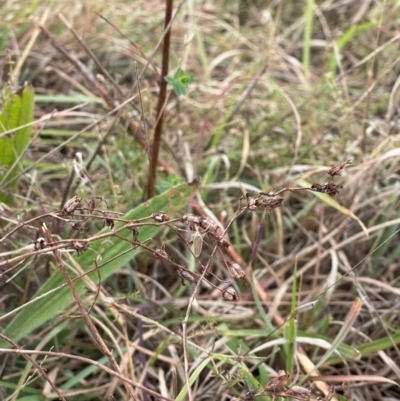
<box><xmin>165</xmin><ymin>68</ymin><xmax>194</xmax><ymax>96</ymax></box>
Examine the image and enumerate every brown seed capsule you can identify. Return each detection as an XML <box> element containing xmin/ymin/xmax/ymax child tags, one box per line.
<box><xmin>177</xmin><ymin>268</ymin><xmax>198</xmax><ymax>285</ymax></box>
<box><xmin>62</xmin><ymin>195</ymin><xmax>81</xmax><ymax>215</ymax></box>
<box><xmin>71</xmin><ymin>241</ymin><xmax>87</xmax><ymax>255</ymax></box>
<box><xmin>285</xmin><ymin>385</ymin><xmax>311</xmax><ymax>398</ymax></box>
<box><xmin>71</xmin><ymin>222</ymin><xmax>84</xmax><ymax>231</ymax></box>
<box><xmin>103</xmin><ymin>217</ymin><xmax>114</xmax><ymax>229</ymax></box>
<box><xmin>311</xmin><ymin>182</ymin><xmax>342</xmax><ymax>196</ymax></box>
<box><xmin>246</xmin><ymin>195</ymin><xmax>260</xmax><ymax>211</ymax></box>
<box><xmin>153</xmin><ymin>212</ymin><xmax>170</xmax><ymax>222</ymax></box>
<box><xmin>34</xmin><ymin>237</ymin><xmax>46</xmax><ymax>251</ymax></box>
<box><xmin>181</xmin><ymin>213</ymin><xmax>201</xmax><ymax>225</ymax></box>
<box><xmin>265</xmin><ymin>370</ymin><xmax>290</xmax><ymax>394</ymax></box>
<box><xmin>226</xmin><ymin>261</ymin><xmax>246</xmax><ymax>279</ymax></box>
<box><xmin>327</xmin><ymin>158</ymin><xmax>352</xmax><ymax>179</ymax></box>
<box><xmin>199</xmin><ymin>216</ymin><xmax>219</xmax><ymax>234</ymax></box>
<box><xmin>222</xmin><ymin>286</ymin><xmax>239</xmax><ymax>301</ymax></box>
<box><xmin>260</xmin><ymin>196</ymin><xmax>284</xmax><ymax>211</ymax></box>
<box><xmin>87</xmin><ymin>197</ymin><xmax>97</xmax><ymax>214</ymax></box>
<box><xmin>129</xmin><ymin>226</ymin><xmax>139</xmax><ymax>243</ymax></box>
<box><xmin>155</xmin><ymin>249</ymin><xmax>169</xmax><ymax>259</ymax></box>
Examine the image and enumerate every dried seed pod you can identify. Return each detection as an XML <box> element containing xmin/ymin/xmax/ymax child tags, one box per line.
<box><xmin>222</xmin><ymin>286</ymin><xmax>239</xmax><ymax>301</ymax></box>
<box><xmin>226</xmin><ymin>261</ymin><xmax>246</xmax><ymax>279</ymax></box>
<box><xmin>62</xmin><ymin>195</ymin><xmax>81</xmax><ymax>215</ymax></box>
<box><xmin>181</xmin><ymin>213</ymin><xmax>201</xmax><ymax>225</ymax></box>
<box><xmin>260</xmin><ymin>196</ymin><xmax>284</xmax><ymax>211</ymax></box>
<box><xmin>87</xmin><ymin>197</ymin><xmax>97</xmax><ymax>214</ymax></box>
<box><xmin>285</xmin><ymin>385</ymin><xmax>311</xmax><ymax>399</ymax></box>
<box><xmin>199</xmin><ymin>216</ymin><xmax>219</xmax><ymax>234</ymax></box>
<box><xmin>153</xmin><ymin>212</ymin><xmax>170</xmax><ymax>222</ymax></box>
<box><xmin>129</xmin><ymin>226</ymin><xmax>139</xmax><ymax>243</ymax></box>
<box><xmin>191</xmin><ymin>228</ymin><xmax>203</xmax><ymax>257</ymax></box>
<box><xmin>244</xmin><ymin>192</ymin><xmax>283</xmax><ymax>212</ymax></box>
<box><xmin>265</xmin><ymin>370</ymin><xmax>290</xmax><ymax>395</ymax></box>
<box><xmin>71</xmin><ymin>222</ymin><xmax>84</xmax><ymax>231</ymax></box>
<box><xmin>311</xmin><ymin>182</ymin><xmax>342</xmax><ymax>196</ymax></box>
<box><xmin>177</xmin><ymin>268</ymin><xmax>198</xmax><ymax>285</ymax></box>
<box><xmin>245</xmin><ymin>194</ymin><xmax>261</xmax><ymax>211</ymax></box>
<box><xmin>240</xmin><ymin>389</ymin><xmax>257</xmax><ymax>401</ymax></box>
<box><xmin>71</xmin><ymin>241</ymin><xmax>88</xmax><ymax>255</ymax></box>
<box><xmin>103</xmin><ymin>217</ymin><xmax>114</xmax><ymax>229</ymax></box>
<box><xmin>155</xmin><ymin>249</ymin><xmax>169</xmax><ymax>259</ymax></box>
<box><xmin>264</xmin><ymin>370</ymin><xmax>290</xmax><ymax>396</ymax></box>
<box><xmin>327</xmin><ymin>158</ymin><xmax>352</xmax><ymax>179</ymax></box>
<box><xmin>34</xmin><ymin>237</ymin><xmax>46</xmax><ymax>251</ymax></box>
<box><xmin>217</xmin><ymin>237</ymin><xmax>230</xmax><ymax>248</ymax></box>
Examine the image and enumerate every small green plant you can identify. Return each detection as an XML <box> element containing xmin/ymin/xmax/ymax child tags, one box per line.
<box><xmin>164</xmin><ymin>67</ymin><xmax>194</xmax><ymax>96</ymax></box>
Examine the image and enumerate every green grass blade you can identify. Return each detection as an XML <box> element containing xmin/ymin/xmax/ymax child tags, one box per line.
<box><xmin>0</xmin><ymin>183</ymin><xmax>194</xmax><ymax>348</ymax></box>
<box><xmin>0</xmin><ymin>84</ymin><xmax>34</xmax><ymax>203</ymax></box>
<box><xmin>284</xmin><ymin>261</ymin><xmax>297</xmax><ymax>373</ymax></box>
<box><xmin>175</xmin><ymin>357</ymin><xmax>212</xmax><ymax>401</ymax></box>
<box><xmin>329</xmin><ymin>22</ymin><xmax>376</xmax><ymax>73</ymax></box>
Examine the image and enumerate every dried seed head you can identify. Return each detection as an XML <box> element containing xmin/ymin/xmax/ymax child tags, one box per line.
<box><xmin>199</xmin><ymin>216</ymin><xmax>219</xmax><ymax>234</ymax></box>
<box><xmin>71</xmin><ymin>222</ymin><xmax>84</xmax><ymax>231</ymax></box>
<box><xmin>217</xmin><ymin>237</ymin><xmax>230</xmax><ymax>248</ymax></box>
<box><xmin>191</xmin><ymin>228</ymin><xmax>203</xmax><ymax>257</ymax></box>
<box><xmin>222</xmin><ymin>286</ymin><xmax>239</xmax><ymax>301</ymax></box>
<box><xmin>276</xmin><ymin>370</ymin><xmax>290</xmax><ymax>384</ymax></box>
<box><xmin>244</xmin><ymin>192</ymin><xmax>283</xmax><ymax>212</ymax></box>
<box><xmin>311</xmin><ymin>182</ymin><xmax>342</xmax><ymax>196</ymax></box>
<box><xmin>226</xmin><ymin>262</ymin><xmax>246</xmax><ymax>279</ymax></box>
<box><xmin>240</xmin><ymin>390</ymin><xmax>257</xmax><ymax>401</ymax></box>
<box><xmin>87</xmin><ymin>197</ymin><xmax>97</xmax><ymax>214</ymax></box>
<box><xmin>246</xmin><ymin>196</ymin><xmax>260</xmax><ymax>211</ymax></box>
<box><xmin>62</xmin><ymin>195</ymin><xmax>81</xmax><ymax>215</ymax></box>
<box><xmin>155</xmin><ymin>249</ymin><xmax>169</xmax><ymax>259</ymax></box>
<box><xmin>260</xmin><ymin>196</ymin><xmax>284</xmax><ymax>211</ymax></box>
<box><xmin>103</xmin><ymin>217</ymin><xmax>114</xmax><ymax>229</ymax></box>
<box><xmin>153</xmin><ymin>212</ymin><xmax>170</xmax><ymax>222</ymax></box>
<box><xmin>128</xmin><ymin>226</ymin><xmax>139</xmax><ymax>242</ymax></box>
<box><xmin>265</xmin><ymin>370</ymin><xmax>290</xmax><ymax>394</ymax></box>
<box><xmin>177</xmin><ymin>268</ymin><xmax>198</xmax><ymax>285</ymax></box>
<box><xmin>71</xmin><ymin>241</ymin><xmax>87</xmax><ymax>255</ymax></box>
<box><xmin>285</xmin><ymin>385</ymin><xmax>311</xmax><ymax>398</ymax></box>
<box><xmin>327</xmin><ymin>158</ymin><xmax>352</xmax><ymax>179</ymax></box>
<box><xmin>34</xmin><ymin>237</ymin><xmax>46</xmax><ymax>251</ymax></box>
<box><xmin>181</xmin><ymin>213</ymin><xmax>201</xmax><ymax>225</ymax></box>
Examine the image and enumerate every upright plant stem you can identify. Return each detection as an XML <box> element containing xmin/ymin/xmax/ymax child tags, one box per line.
<box><xmin>303</xmin><ymin>0</ymin><xmax>314</xmax><ymax>86</ymax></box>
<box><xmin>147</xmin><ymin>0</ymin><xmax>174</xmax><ymax>199</ymax></box>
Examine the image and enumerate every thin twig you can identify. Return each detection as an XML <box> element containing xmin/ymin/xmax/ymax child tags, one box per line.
<box><xmin>0</xmin><ymin>334</ymin><xmax>66</xmax><ymax>401</ymax></box>
<box><xmin>42</xmin><ymin>224</ymin><xmax>140</xmax><ymax>401</ymax></box>
<box><xmin>0</xmin><ymin>347</ymin><xmax>174</xmax><ymax>401</ymax></box>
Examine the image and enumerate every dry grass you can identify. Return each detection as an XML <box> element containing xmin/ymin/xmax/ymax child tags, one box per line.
<box><xmin>1</xmin><ymin>1</ymin><xmax>400</xmax><ymax>401</ymax></box>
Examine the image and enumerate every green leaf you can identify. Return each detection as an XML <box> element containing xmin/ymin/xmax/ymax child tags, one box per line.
<box><xmin>164</xmin><ymin>68</ymin><xmax>194</xmax><ymax>96</ymax></box>
<box><xmin>0</xmin><ymin>183</ymin><xmax>194</xmax><ymax>348</ymax></box>
<box><xmin>0</xmin><ymin>84</ymin><xmax>34</xmax><ymax>203</ymax></box>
